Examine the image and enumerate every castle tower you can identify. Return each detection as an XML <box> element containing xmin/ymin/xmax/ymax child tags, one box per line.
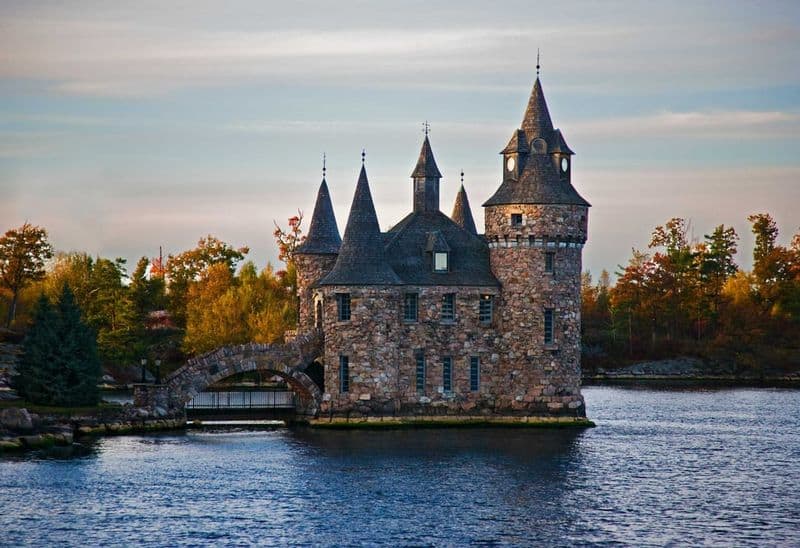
<box><xmin>451</xmin><ymin>182</ymin><xmax>478</xmax><ymax>235</ymax></box>
<box><xmin>483</xmin><ymin>76</ymin><xmax>590</xmax><ymax>416</ymax></box>
<box><xmin>411</xmin><ymin>135</ymin><xmax>443</xmax><ymax>213</ymax></box>
<box><xmin>294</xmin><ymin>175</ymin><xmax>341</xmax><ymax>332</ymax></box>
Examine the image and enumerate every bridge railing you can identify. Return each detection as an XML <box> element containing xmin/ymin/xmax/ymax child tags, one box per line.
<box><xmin>186</xmin><ymin>390</ymin><xmax>296</xmax><ymax>410</ymax></box>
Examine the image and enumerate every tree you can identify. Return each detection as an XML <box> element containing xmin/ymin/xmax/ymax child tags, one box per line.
<box><xmin>0</xmin><ymin>223</ymin><xmax>54</xmax><ymax>328</ymax></box>
<box><xmin>166</xmin><ymin>236</ymin><xmax>249</xmax><ymax>326</ymax></box>
<box><xmin>129</xmin><ymin>256</ymin><xmax>167</xmax><ymax>318</ymax></box>
<box><xmin>15</xmin><ymin>285</ymin><xmax>101</xmax><ymax>406</ymax></box>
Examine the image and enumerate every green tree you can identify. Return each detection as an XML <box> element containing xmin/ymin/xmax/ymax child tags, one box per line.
<box><xmin>129</xmin><ymin>256</ymin><xmax>167</xmax><ymax>318</ymax></box>
<box><xmin>15</xmin><ymin>286</ymin><xmax>101</xmax><ymax>406</ymax></box>
<box><xmin>0</xmin><ymin>223</ymin><xmax>54</xmax><ymax>328</ymax></box>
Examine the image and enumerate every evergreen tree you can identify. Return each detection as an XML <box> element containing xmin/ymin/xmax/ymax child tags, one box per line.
<box><xmin>15</xmin><ymin>294</ymin><xmax>62</xmax><ymax>403</ymax></box>
<box><xmin>54</xmin><ymin>284</ymin><xmax>101</xmax><ymax>406</ymax></box>
<box><xmin>15</xmin><ymin>285</ymin><xmax>101</xmax><ymax>406</ymax></box>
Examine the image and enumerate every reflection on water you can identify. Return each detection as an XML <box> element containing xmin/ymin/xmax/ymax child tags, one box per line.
<box><xmin>2</xmin><ymin>387</ymin><xmax>799</xmax><ymax>546</ymax></box>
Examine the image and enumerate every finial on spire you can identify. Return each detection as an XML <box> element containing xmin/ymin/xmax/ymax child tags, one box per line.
<box><xmin>322</xmin><ymin>153</ymin><xmax>326</xmax><ymax>179</ymax></box>
<box><xmin>536</xmin><ymin>49</ymin><xmax>541</xmax><ymax>77</ymax></box>
<box><xmin>460</xmin><ymin>169</ymin><xmax>464</xmax><ymax>185</ymax></box>
<box><xmin>361</xmin><ymin>149</ymin><xmax>365</xmax><ymax>165</ymax></box>
<box><xmin>422</xmin><ymin>120</ymin><xmax>430</xmax><ymax>137</ymax></box>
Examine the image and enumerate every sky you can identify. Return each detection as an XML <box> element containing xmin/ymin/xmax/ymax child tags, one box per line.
<box><xmin>1</xmin><ymin>0</ymin><xmax>799</xmax><ymax>278</ymax></box>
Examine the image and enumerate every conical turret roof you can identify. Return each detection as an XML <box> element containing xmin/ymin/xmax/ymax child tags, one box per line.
<box><xmin>411</xmin><ymin>135</ymin><xmax>442</xmax><ymax>178</ymax></box>
<box><xmin>319</xmin><ymin>165</ymin><xmax>401</xmax><ymax>285</ymax></box>
<box><xmin>296</xmin><ymin>178</ymin><xmax>341</xmax><ymax>255</ymax></box>
<box><xmin>451</xmin><ymin>185</ymin><xmax>477</xmax><ymax>235</ymax></box>
<box><xmin>520</xmin><ymin>77</ymin><xmax>554</xmax><ymax>138</ymax></box>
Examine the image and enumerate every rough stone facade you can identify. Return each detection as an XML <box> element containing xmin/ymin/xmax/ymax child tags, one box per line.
<box><xmin>295</xmin><ymin>254</ymin><xmax>337</xmax><ymax>332</ymax></box>
<box><xmin>291</xmin><ymin>75</ymin><xmax>591</xmax><ymax>421</ymax></box>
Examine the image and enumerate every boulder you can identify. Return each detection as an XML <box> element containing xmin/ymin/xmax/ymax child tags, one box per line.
<box><xmin>0</xmin><ymin>407</ymin><xmax>33</xmax><ymax>433</ymax></box>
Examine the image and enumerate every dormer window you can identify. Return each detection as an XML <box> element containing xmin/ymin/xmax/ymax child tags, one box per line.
<box><xmin>434</xmin><ymin>252</ymin><xmax>448</xmax><ymax>272</ymax></box>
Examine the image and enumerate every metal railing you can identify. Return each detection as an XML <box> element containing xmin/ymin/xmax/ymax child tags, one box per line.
<box><xmin>186</xmin><ymin>390</ymin><xmax>296</xmax><ymax>410</ymax></box>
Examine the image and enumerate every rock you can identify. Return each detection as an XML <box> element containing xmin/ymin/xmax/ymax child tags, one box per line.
<box><xmin>419</xmin><ymin>396</ymin><xmax>431</xmax><ymax>404</ymax></box>
<box><xmin>568</xmin><ymin>400</ymin><xmax>583</xmax><ymax>409</ymax></box>
<box><xmin>358</xmin><ymin>393</ymin><xmax>371</xmax><ymax>401</ymax></box>
<box><xmin>0</xmin><ymin>407</ymin><xmax>33</xmax><ymax>433</ymax></box>
<box><xmin>102</xmin><ymin>374</ymin><xmax>116</xmax><ymax>383</ymax></box>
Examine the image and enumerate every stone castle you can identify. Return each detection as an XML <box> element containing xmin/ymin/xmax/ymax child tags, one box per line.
<box><xmin>294</xmin><ymin>75</ymin><xmax>590</xmax><ymax>419</ymax></box>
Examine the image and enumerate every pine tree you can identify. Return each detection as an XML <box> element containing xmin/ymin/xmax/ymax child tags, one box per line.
<box><xmin>54</xmin><ymin>284</ymin><xmax>101</xmax><ymax>406</ymax></box>
<box><xmin>15</xmin><ymin>294</ymin><xmax>63</xmax><ymax>403</ymax></box>
<box><xmin>15</xmin><ymin>285</ymin><xmax>101</xmax><ymax>406</ymax></box>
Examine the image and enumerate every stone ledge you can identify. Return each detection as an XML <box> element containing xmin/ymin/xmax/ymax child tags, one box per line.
<box><xmin>307</xmin><ymin>415</ymin><xmax>595</xmax><ymax>429</ymax></box>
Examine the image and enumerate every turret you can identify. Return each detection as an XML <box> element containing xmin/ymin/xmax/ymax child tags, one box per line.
<box><xmin>482</xmin><ymin>73</ymin><xmax>590</xmax><ymax>417</ymax></box>
<box><xmin>411</xmin><ymin>134</ymin><xmax>442</xmax><ymax>213</ymax></box>
<box><xmin>294</xmin><ymin>168</ymin><xmax>341</xmax><ymax>331</ymax></box>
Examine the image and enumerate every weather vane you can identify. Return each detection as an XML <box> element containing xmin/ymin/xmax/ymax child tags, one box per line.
<box><xmin>422</xmin><ymin>120</ymin><xmax>430</xmax><ymax>137</ymax></box>
<box><xmin>536</xmin><ymin>49</ymin><xmax>541</xmax><ymax>77</ymax></box>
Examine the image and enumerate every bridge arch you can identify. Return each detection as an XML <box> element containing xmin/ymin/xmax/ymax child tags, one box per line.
<box><xmin>135</xmin><ymin>332</ymin><xmax>324</xmax><ymax>418</ymax></box>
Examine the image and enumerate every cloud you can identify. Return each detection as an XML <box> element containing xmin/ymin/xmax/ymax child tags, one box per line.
<box><xmin>570</xmin><ymin>110</ymin><xmax>800</xmax><ymax>140</ymax></box>
<box><xmin>1</xmin><ymin>2</ymin><xmax>798</xmax><ymax>97</ymax></box>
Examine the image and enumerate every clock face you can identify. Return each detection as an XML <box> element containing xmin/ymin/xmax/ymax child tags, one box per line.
<box><xmin>506</xmin><ymin>157</ymin><xmax>516</xmax><ymax>171</ymax></box>
<box><xmin>561</xmin><ymin>157</ymin><xmax>569</xmax><ymax>172</ymax></box>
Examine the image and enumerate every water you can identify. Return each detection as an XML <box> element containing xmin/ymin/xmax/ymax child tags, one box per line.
<box><xmin>2</xmin><ymin>386</ymin><xmax>799</xmax><ymax>546</ymax></box>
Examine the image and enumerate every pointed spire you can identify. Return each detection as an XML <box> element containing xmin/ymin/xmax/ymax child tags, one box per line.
<box><xmin>319</xmin><ymin>164</ymin><xmax>400</xmax><ymax>285</ymax></box>
<box><xmin>296</xmin><ymin>174</ymin><xmax>341</xmax><ymax>256</ymax></box>
<box><xmin>451</xmin><ymin>182</ymin><xmax>477</xmax><ymax>235</ymax></box>
<box><xmin>411</xmin><ymin>135</ymin><xmax>442</xmax><ymax>179</ymax></box>
<box><xmin>520</xmin><ymin>77</ymin><xmax>554</xmax><ymax>138</ymax></box>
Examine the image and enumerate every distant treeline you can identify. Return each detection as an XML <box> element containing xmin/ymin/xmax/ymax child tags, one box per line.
<box><xmin>581</xmin><ymin>214</ymin><xmax>800</xmax><ymax>375</ymax></box>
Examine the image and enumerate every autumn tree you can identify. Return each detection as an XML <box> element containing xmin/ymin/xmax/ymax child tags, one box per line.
<box><xmin>0</xmin><ymin>223</ymin><xmax>54</xmax><ymax>328</ymax></box>
<box><xmin>166</xmin><ymin>236</ymin><xmax>249</xmax><ymax>326</ymax></box>
<box><xmin>129</xmin><ymin>256</ymin><xmax>167</xmax><ymax>318</ymax></box>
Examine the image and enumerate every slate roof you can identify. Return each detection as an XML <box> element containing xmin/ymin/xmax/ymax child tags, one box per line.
<box><xmin>484</xmin><ymin>77</ymin><xmax>590</xmax><ymax>208</ymax></box>
<box><xmin>451</xmin><ymin>184</ymin><xmax>478</xmax><ymax>235</ymax></box>
<box><xmin>384</xmin><ymin>211</ymin><xmax>498</xmax><ymax>287</ymax></box>
<box><xmin>501</xmin><ymin>129</ymin><xmax>530</xmax><ymax>154</ymax></box>
<box><xmin>295</xmin><ymin>178</ymin><xmax>342</xmax><ymax>255</ymax></box>
<box><xmin>411</xmin><ymin>136</ymin><xmax>442</xmax><ymax>178</ymax></box>
<box><xmin>521</xmin><ymin>77</ymin><xmax>554</xmax><ymax>138</ymax></box>
<box><xmin>318</xmin><ymin>166</ymin><xmax>402</xmax><ymax>286</ymax></box>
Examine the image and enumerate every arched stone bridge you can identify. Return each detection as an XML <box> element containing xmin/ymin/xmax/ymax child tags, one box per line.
<box><xmin>133</xmin><ymin>331</ymin><xmax>324</xmax><ymax>418</ymax></box>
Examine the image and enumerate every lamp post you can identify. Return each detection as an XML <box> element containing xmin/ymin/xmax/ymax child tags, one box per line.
<box><xmin>140</xmin><ymin>358</ymin><xmax>147</xmax><ymax>383</ymax></box>
<box><xmin>155</xmin><ymin>359</ymin><xmax>162</xmax><ymax>384</ymax></box>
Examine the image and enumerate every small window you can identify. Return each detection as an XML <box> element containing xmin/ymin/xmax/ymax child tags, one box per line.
<box><xmin>434</xmin><ymin>252</ymin><xmax>448</xmax><ymax>272</ymax></box>
<box><xmin>479</xmin><ymin>295</ymin><xmax>493</xmax><ymax>324</ymax></box>
<box><xmin>511</xmin><ymin>213</ymin><xmax>523</xmax><ymax>227</ymax></box>
<box><xmin>415</xmin><ymin>351</ymin><xmax>426</xmax><ymax>394</ymax></box>
<box><xmin>404</xmin><ymin>293</ymin><xmax>418</xmax><ymax>322</ymax></box>
<box><xmin>337</xmin><ymin>293</ymin><xmax>351</xmax><ymax>321</ymax></box>
<box><xmin>544</xmin><ymin>308</ymin><xmax>555</xmax><ymax>344</ymax></box>
<box><xmin>442</xmin><ymin>356</ymin><xmax>452</xmax><ymax>392</ymax></box>
<box><xmin>469</xmin><ymin>356</ymin><xmax>480</xmax><ymax>391</ymax></box>
<box><xmin>339</xmin><ymin>355</ymin><xmax>350</xmax><ymax>393</ymax></box>
<box><xmin>441</xmin><ymin>293</ymin><xmax>455</xmax><ymax>322</ymax></box>
<box><xmin>545</xmin><ymin>252</ymin><xmax>555</xmax><ymax>274</ymax></box>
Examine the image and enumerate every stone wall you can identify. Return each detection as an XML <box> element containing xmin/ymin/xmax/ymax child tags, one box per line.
<box><xmin>295</xmin><ymin>254</ymin><xmax>337</xmax><ymax>333</ymax></box>
<box><xmin>484</xmin><ymin>203</ymin><xmax>589</xmax><ymax>415</ymax></box>
<box><xmin>315</xmin><ymin>283</ymin><xmax>581</xmax><ymax>418</ymax></box>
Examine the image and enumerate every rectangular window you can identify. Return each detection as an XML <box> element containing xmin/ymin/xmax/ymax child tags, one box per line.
<box><xmin>434</xmin><ymin>252</ymin><xmax>448</xmax><ymax>272</ymax></box>
<box><xmin>442</xmin><ymin>356</ymin><xmax>452</xmax><ymax>392</ymax></box>
<box><xmin>469</xmin><ymin>356</ymin><xmax>480</xmax><ymax>391</ymax></box>
<box><xmin>441</xmin><ymin>293</ymin><xmax>455</xmax><ymax>322</ymax></box>
<box><xmin>479</xmin><ymin>295</ymin><xmax>493</xmax><ymax>324</ymax></box>
<box><xmin>544</xmin><ymin>308</ymin><xmax>555</xmax><ymax>344</ymax></box>
<box><xmin>415</xmin><ymin>352</ymin><xmax>425</xmax><ymax>394</ymax></box>
<box><xmin>545</xmin><ymin>251</ymin><xmax>555</xmax><ymax>274</ymax></box>
<box><xmin>337</xmin><ymin>293</ymin><xmax>351</xmax><ymax>321</ymax></box>
<box><xmin>511</xmin><ymin>213</ymin><xmax>523</xmax><ymax>227</ymax></box>
<box><xmin>339</xmin><ymin>355</ymin><xmax>349</xmax><ymax>393</ymax></box>
<box><xmin>404</xmin><ymin>293</ymin><xmax>418</xmax><ymax>322</ymax></box>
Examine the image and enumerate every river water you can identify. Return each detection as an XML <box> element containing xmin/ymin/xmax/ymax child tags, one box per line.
<box><xmin>1</xmin><ymin>386</ymin><xmax>799</xmax><ymax>546</ymax></box>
